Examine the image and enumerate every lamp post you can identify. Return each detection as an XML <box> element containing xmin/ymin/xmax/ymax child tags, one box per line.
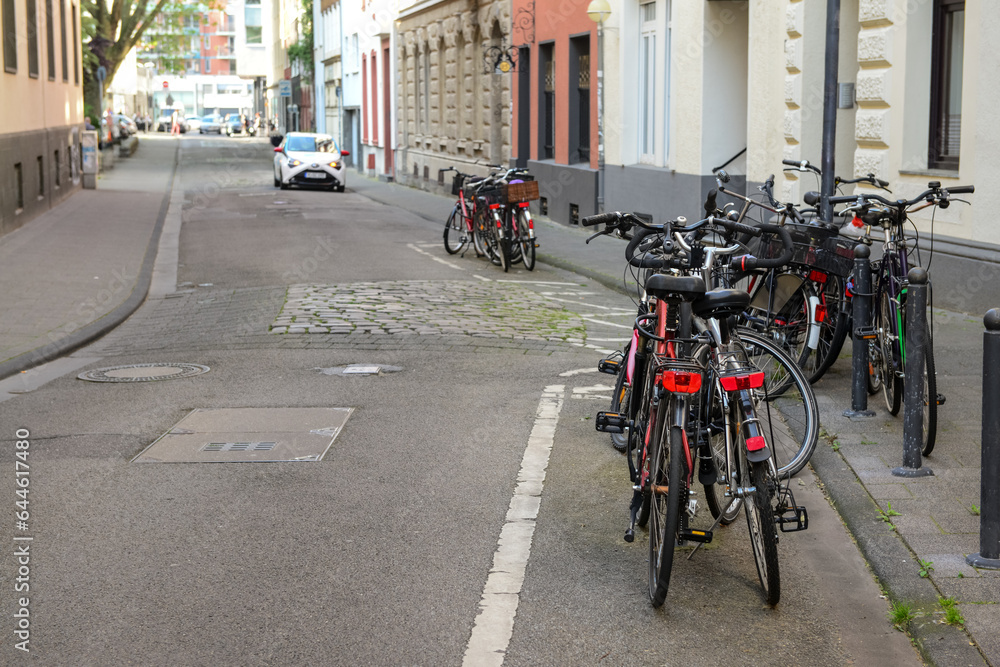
<box><xmin>587</xmin><ymin>0</ymin><xmax>610</xmax><ymax>213</ymax></box>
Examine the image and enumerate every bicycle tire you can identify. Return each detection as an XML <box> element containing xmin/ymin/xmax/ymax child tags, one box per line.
<box><xmin>745</xmin><ymin>450</ymin><xmax>781</xmax><ymax>607</ymax></box>
<box><xmin>443</xmin><ymin>205</ymin><xmax>467</xmax><ymax>255</ymax></box>
<box><xmin>518</xmin><ymin>209</ymin><xmax>536</xmax><ymax>271</ymax></box>
<box><xmin>738</xmin><ymin>272</ymin><xmax>813</xmax><ymax>374</ymax></box>
<box><xmin>922</xmin><ymin>341</ymin><xmax>938</xmax><ymax>456</ymax></box>
<box><xmin>649</xmin><ymin>423</ymin><xmax>685</xmax><ymax>607</ymax></box>
<box><xmin>804</xmin><ymin>274</ymin><xmax>851</xmax><ymax>383</ymax></box>
<box><xmin>735</xmin><ymin>332</ymin><xmax>819</xmax><ymax>478</ymax></box>
<box><xmin>867</xmin><ymin>339</ymin><xmax>883</xmax><ymax>395</ymax></box>
<box><xmin>879</xmin><ymin>290</ymin><xmax>902</xmax><ymax>415</ymax></box>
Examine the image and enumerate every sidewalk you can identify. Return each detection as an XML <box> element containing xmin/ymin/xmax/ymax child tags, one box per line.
<box><xmin>351</xmin><ymin>173</ymin><xmax>998</xmax><ymax>666</ymax></box>
<box><xmin>0</xmin><ymin>134</ymin><xmax>178</xmax><ymax>382</ymax></box>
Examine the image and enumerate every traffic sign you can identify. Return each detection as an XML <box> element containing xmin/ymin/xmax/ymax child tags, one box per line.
<box><xmin>278</xmin><ymin>80</ymin><xmax>292</xmax><ymax>97</ymax></box>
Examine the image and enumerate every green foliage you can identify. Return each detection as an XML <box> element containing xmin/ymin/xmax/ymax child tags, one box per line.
<box><xmin>878</xmin><ymin>502</ymin><xmax>902</xmax><ymax>525</ymax></box>
<box><xmin>918</xmin><ymin>559</ymin><xmax>934</xmax><ymax>578</ymax></box>
<box><xmin>889</xmin><ymin>600</ymin><xmax>915</xmax><ymax>630</ymax></box>
<box><xmin>286</xmin><ymin>0</ymin><xmax>314</xmax><ymax>78</ymax></box>
<box><xmin>970</xmin><ymin>504</ymin><xmax>980</xmax><ymax>516</ymax></box>
<box><xmin>939</xmin><ymin>597</ymin><xmax>965</xmax><ymax>626</ymax></box>
<box><xmin>831</xmin><ymin>440</ymin><xmax>841</xmax><ymax>452</ymax></box>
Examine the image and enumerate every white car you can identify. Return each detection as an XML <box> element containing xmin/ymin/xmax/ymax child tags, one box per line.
<box><xmin>185</xmin><ymin>115</ymin><xmax>202</xmax><ymax>132</ymax></box>
<box><xmin>273</xmin><ymin>132</ymin><xmax>349</xmax><ymax>192</ymax></box>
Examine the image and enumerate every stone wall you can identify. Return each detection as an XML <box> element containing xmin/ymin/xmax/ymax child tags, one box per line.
<box><xmin>396</xmin><ymin>0</ymin><xmax>511</xmax><ymax>191</ymax></box>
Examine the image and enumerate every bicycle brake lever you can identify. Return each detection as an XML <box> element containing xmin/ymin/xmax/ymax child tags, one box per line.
<box><xmin>585</xmin><ymin>229</ymin><xmax>609</xmax><ymax>244</ymax></box>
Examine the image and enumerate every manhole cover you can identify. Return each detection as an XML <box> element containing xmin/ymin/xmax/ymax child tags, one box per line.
<box><xmin>133</xmin><ymin>407</ymin><xmax>353</xmax><ymax>463</ymax></box>
<box><xmin>79</xmin><ymin>363</ymin><xmax>211</xmax><ymax>383</ymax></box>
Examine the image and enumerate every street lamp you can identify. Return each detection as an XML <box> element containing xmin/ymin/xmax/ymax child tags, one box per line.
<box><xmin>587</xmin><ymin>0</ymin><xmax>610</xmax><ymax>212</ymax></box>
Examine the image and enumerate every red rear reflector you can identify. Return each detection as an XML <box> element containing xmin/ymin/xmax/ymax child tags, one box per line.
<box><xmin>489</xmin><ymin>203</ymin><xmax>501</xmax><ymax>210</ymax></box>
<box><xmin>852</xmin><ymin>216</ymin><xmax>864</xmax><ymax>228</ymax></box>
<box><xmin>661</xmin><ymin>371</ymin><xmax>702</xmax><ymax>394</ymax></box>
<box><xmin>719</xmin><ymin>372</ymin><xmax>766</xmax><ymax>391</ymax></box>
<box><xmin>809</xmin><ymin>270</ymin><xmax>828</xmax><ymax>283</ymax></box>
<box><xmin>814</xmin><ymin>304</ymin><xmax>827</xmax><ymax>323</ymax></box>
<box><xmin>518</xmin><ymin>202</ymin><xmax>530</xmax><ymax>208</ymax></box>
<box><xmin>746</xmin><ymin>436</ymin><xmax>767</xmax><ymax>452</ymax></box>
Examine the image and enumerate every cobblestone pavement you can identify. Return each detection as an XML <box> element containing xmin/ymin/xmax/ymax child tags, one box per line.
<box><xmin>88</xmin><ymin>276</ymin><xmax>634</xmax><ymax>359</ymax></box>
<box><xmin>270</xmin><ymin>281</ymin><xmax>587</xmax><ymax>340</ymax></box>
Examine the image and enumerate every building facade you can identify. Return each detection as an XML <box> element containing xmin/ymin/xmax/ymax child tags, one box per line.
<box><xmin>395</xmin><ymin>0</ymin><xmax>512</xmax><ymax>189</ymax></box>
<box><xmin>1</xmin><ymin>0</ymin><xmax>84</xmax><ymax>236</ymax></box>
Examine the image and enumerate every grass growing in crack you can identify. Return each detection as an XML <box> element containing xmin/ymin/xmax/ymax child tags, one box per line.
<box><xmin>831</xmin><ymin>440</ymin><xmax>841</xmax><ymax>452</ymax></box>
<box><xmin>878</xmin><ymin>502</ymin><xmax>902</xmax><ymax>524</ymax></box>
<box><xmin>970</xmin><ymin>504</ymin><xmax>980</xmax><ymax>516</ymax></box>
<box><xmin>889</xmin><ymin>600</ymin><xmax>915</xmax><ymax>630</ymax></box>
<box><xmin>918</xmin><ymin>559</ymin><xmax>934</xmax><ymax>578</ymax></box>
<box><xmin>939</xmin><ymin>597</ymin><xmax>965</xmax><ymax>626</ymax></box>
<box><xmin>861</xmin><ymin>438</ymin><xmax>878</xmax><ymax>445</ymax></box>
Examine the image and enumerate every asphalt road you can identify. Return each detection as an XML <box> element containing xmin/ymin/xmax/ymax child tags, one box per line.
<box><xmin>0</xmin><ymin>137</ymin><xmax>923</xmax><ymax>665</ymax></box>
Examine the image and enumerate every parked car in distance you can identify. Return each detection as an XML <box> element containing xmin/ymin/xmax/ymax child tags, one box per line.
<box><xmin>156</xmin><ymin>111</ymin><xmax>188</xmax><ymax>132</ymax></box>
<box><xmin>224</xmin><ymin>114</ymin><xmax>244</xmax><ymax>136</ymax></box>
<box><xmin>185</xmin><ymin>115</ymin><xmax>203</xmax><ymax>132</ymax></box>
<box><xmin>273</xmin><ymin>132</ymin><xmax>350</xmax><ymax>192</ymax></box>
<box><xmin>200</xmin><ymin>115</ymin><xmax>223</xmax><ymax>134</ymax></box>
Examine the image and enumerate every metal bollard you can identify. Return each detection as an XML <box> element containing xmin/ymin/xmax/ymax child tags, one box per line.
<box><xmin>844</xmin><ymin>244</ymin><xmax>876</xmax><ymax>418</ymax></box>
<box><xmin>967</xmin><ymin>309</ymin><xmax>1000</xmax><ymax>569</ymax></box>
<box><xmin>893</xmin><ymin>267</ymin><xmax>933</xmax><ymax>478</ymax></box>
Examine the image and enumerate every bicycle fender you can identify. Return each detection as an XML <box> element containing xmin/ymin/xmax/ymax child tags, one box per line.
<box><xmin>807</xmin><ymin>294</ymin><xmax>822</xmax><ymax>350</ymax></box>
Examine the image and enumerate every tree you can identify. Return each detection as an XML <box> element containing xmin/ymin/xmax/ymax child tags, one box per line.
<box><xmin>81</xmin><ymin>0</ymin><xmax>214</xmax><ymax>115</ymax></box>
<box><xmin>286</xmin><ymin>0</ymin><xmax>313</xmax><ymax>81</ymax></box>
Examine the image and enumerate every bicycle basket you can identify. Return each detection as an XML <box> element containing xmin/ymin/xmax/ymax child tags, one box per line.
<box><xmin>506</xmin><ymin>180</ymin><xmax>540</xmax><ymax>203</ymax></box>
<box><xmin>452</xmin><ymin>173</ymin><xmax>466</xmax><ymax>196</ymax></box>
<box><xmin>758</xmin><ymin>223</ymin><xmax>856</xmax><ymax>277</ymax></box>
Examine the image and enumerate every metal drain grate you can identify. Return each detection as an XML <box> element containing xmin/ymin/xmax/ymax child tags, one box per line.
<box><xmin>202</xmin><ymin>441</ymin><xmax>277</xmax><ymax>453</ymax></box>
<box><xmin>79</xmin><ymin>363</ymin><xmax>210</xmax><ymax>383</ymax></box>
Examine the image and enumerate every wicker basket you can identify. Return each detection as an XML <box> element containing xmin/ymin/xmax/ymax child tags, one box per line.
<box><xmin>507</xmin><ymin>180</ymin><xmax>540</xmax><ymax>203</ymax></box>
<box><xmin>758</xmin><ymin>223</ymin><xmax>856</xmax><ymax>277</ymax></box>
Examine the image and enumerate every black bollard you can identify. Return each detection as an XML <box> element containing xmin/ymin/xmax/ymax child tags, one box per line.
<box><xmin>967</xmin><ymin>309</ymin><xmax>1000</xmax><ymax>569</ymax></box>
<box><xmin>892</xmin><ymin>267</ymin><xmax>933</xmax><ymax>478</ymax></box>
<box><xmin>844</xmin><ymin>244</ymin><xmax>876</xmax><ymax>418</ymax></box>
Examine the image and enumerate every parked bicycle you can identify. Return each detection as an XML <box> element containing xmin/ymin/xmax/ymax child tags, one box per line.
<box><xmin>830</xmin><ymin>180</ymin><xmax>974</xmax><ymax>455</ymax></box>
<box><xmin>586</xmin><ymin>198</ymin><xmax>812</xmax><ymax>607</ymax></box>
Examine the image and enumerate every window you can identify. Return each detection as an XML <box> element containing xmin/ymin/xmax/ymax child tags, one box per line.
<box><xmin>569</xmin><ymin>36</ymin><xmax>590</xmax><ymax>164</ymax></box>
<box><xmin>540</xmin><ymin>42</ymin><xmax>555</xmax><ymax>159</ymax></box>
<box><xmin>204</xmin><ymin>34</ymin><xmax>211</xmax><ymax>49</ymax></box>
<box><xmin>46</xmin><ymin>0</ymin><xmax>56</xmax><ymax>79</ymax></box>
<box><xmin>245</xmin><ymin>0</ymin><xmax>261</xmax><ymax>45</ymax></box>
<box><xmin>59</xmin><ymin>0</ymin><xmax>67</xmax><ymax>80</ymax></box>
<box><xmin>362</xmin><ymin>53</ymin><xmax>368</xmax><ymax>141</ymax></box>
<box><xmin>638</xmin><ymin>2</ymin><xmax>657</xmax><ymax>162</ymax></box>
<box><xmin>422</xmin><ymin>49</ymin><xmax>430</xmax><ymax>134</ymax></box>
<box><xmin>14</xmin><ymin>163</ymin><xmax>24</xmax><ymax>209</ymax></box>
<box><xmin>54</xmin><ymin>149</ymin><xmax>60</xmax><ymax>187</ymax></box>
<box><xmin>929</xmin><ymin>0</ymin><xmax>964</xmax><ymax>170</ymax></box>
<box><xmin>27</xmin><ymin>0</ymin><xmax>38</xmax><ymax>77</ymax></box>
<box><xmin>3</xmin><ymin>0</ymin><xmax>15</xmax><ymax>73</ymax></box>
<box><xmin>204</xmin><ymin>58</ymin><xmax>210</xmax><ymax>73</ymax></box>
<box><xmin>371</xmin><ymin>50</ymin><xmax>379</xmax><ymax>144</ymax></box>
<box><xmin>37</xmin><ymin>156</ymin><xmax>44</xmax><ymax>196</ymax></box>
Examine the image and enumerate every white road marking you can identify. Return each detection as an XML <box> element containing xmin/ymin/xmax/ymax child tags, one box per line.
<box><xmin>473</xmin><ymin>274</ymin><xmax>492</xmax><ymax>282</ymax></box>
<box><xmin>558</xmin><ymin>368</ymin><xmax>599</xmax><ymax>377</ymax></box>
<box><xmin>537</xmin><ymin>294</ymin><xmax>633</xmax><ymax>312</ymax></box>
<box><xmin>463</xmin><ymin>384</ymin><xmax>565</xmax><ymax>667</ymax></box>
<box><xmin>572</xmin><ymin>384</ymin><xmax>615</xmax><ymax>400</ymax></box>
<box><xmin>587</xmin><ymin>337</ymin><xmax>631</xmax><ymax>342</ymax></box>
<box><xmin>494</xmin><ymin>280</ymin><xmax>581</xmax><ymax>286</ymax></box>
<box><xmin>407</xmin><ymin>243</ymin><xmax>464</xmax><ymax>270</ymax></box>
<box><xmin>582</xmin><ymin>316</ymin><xmax>633</xmax><ymax>329</ymax></box>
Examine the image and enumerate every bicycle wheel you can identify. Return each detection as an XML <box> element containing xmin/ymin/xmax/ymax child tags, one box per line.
<box><xmin>867</xmin><ymin>339</ymin><xmax>883</xmax><ymax>395</ymax></box>
<box><xmin>737</xmin><ymin>332</ymin><xmax>819</xmax><ymax>478</ymax></box>
<box><xmin>741</xmin><ymin>432</ymin><xmax>780</xmax><ymax>607</ymax></box>
<box><xmin>476</xmin><ymin>209</ymin><xmax>499</xmax><ymax>265</ymax></box>
<box><xmin>806</xmin><ymin>274</ymin><xmax>851</xmax><ymax>382</ymax></box>
<box><xmin>471</xmin><ymin>208</ymin><xmax>488</xmax><ymax>257</ymax></box>
<box><xmin>702</xmin><ymin>380</ymin><xmax>742</xmax><ymax>524</ymax></box>
<box><xmin>443</xmin><ymin>205</ymin><xmax>467</xmax><ymax>255</ymax></box>
<box><xmin>879</xmin><ymin>290</ymin><xmax>902</xmax><ymax>415</ymax></box>
<box><xmin>517</xmin><ymin>209</ymin><xmax>536</xmax><ymax>271</ymax></box>
<box><xmin>649</xmin><ymin>422</ymin><xmax>685</xmax><ymax>607</ymax></box>
<box><xmin>741</xmin><ymin>272</ymin><xmax>813</xmax><ymax>372</ymax></box>
<box><xmin>497</xmin><ymin>212</ymin><xmax>511</xmax><ymax>273</ymax></box>
<box><xmin>922</xmin><ymin>343</ymin><xmax>938</xmax><ymax>456</ymax></box>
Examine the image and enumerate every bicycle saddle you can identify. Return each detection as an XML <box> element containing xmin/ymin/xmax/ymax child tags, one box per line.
<box><xmin>692</xmin><ymin>289</ymin><xmax>752</xmax><ymax>318</ymax></box>
<box><xmin>644</xmin><ymin>274</ymin><xmax>706</xmax><ymax>302</ymax></box>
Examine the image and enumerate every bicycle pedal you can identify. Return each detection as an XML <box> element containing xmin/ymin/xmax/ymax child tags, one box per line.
<box><xmin>936</xmin><ymin>392</ymin><xmax>946</xmax><ymax>406</ymax></box>
<box><xmin>597</xmin><ymin>358</ymin><xmax>621</xmax><ymax>375</ymax></box>
<box><xmin>776</xmin><ymin>505</ymin><xmax>809</xmax><ymax>532</ymax></box>
<box><xmin>854</xmin><ymin>326</ymin><xmax>878</xmax><ymax>340</ymax></box>
<box><xmin>678</xmin><ymin>528</ymin><xmax>713</xmax><ymax>544</ymax></box>
<box><xmin>595</xmin><ymin>412</ymin><xmax>628</xmax><ymax>434</ymax></box>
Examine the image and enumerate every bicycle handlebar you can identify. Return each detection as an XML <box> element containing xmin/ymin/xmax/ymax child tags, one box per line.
<box><xmin>827</xmin><ymin>183</ymin><xmax>975</xmax><ymax>209</ymax></box>
<box><xmin>727</xmin><ymin>223</ymin><xmax>793</xmax><ymax>273</ymax></box>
